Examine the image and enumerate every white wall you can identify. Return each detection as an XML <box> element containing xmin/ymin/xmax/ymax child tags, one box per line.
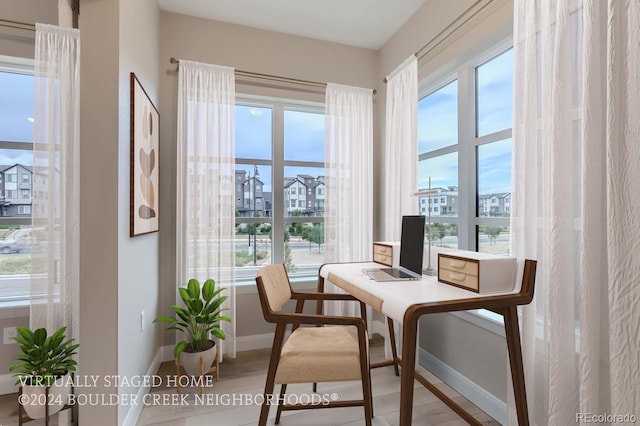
<box><xmin>79</xmin><ymin>0</ymin><xmax>120</xmax><ymax>423</ymax></box>
<box><xmin>157</xmin><ymin>12</ymin><xmax>380</xmax><ymax>345</ymax></box>
<box><xmin>117</xmin><ymin>0</ymin><xmax>161</xmax><ymax>425</ymax></box>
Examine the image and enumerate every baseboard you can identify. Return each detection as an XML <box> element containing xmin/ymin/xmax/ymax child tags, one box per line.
<box><xmin>236</xmin><ymin>332</ymin><xmax>276</xmax><ymax>352</ymax></box>
<box><xmin>0</xmin><ymin>372</ymin><xmax>17</xmax><ymax>395</ymax></box>
<box><xmin>419</xmin><ymin>348</ymin><xmax>507</xmax><ymax>425</ymax></box>
<box><xmin>160</xmin><ymin>344</ymin><xmax>174</xmax><ymax>363</ymax></box>
<box><xmin>160</xmin><ymin>334</ymin><xmax>275</xmax><ymax>359</ymax></box>
<box><xmin>120</xmin><ymin>347</ymin><xmax>164</xmax><ymax>426</ymax></box>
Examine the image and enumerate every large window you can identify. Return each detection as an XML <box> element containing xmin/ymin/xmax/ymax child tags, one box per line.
<box><xmin>418</xmin><ymin>44</ymin><xmax>512</xmax><ymax>256</ymax></box>
<box><xmin>0</xmin><ymin>58</ymin><xmax>35</xmax><ymax>302</ymax></box>
<box><xmin>235</xmin><ymin>99</ymin><xmax>325</xmax><ymax>283</ymax></box>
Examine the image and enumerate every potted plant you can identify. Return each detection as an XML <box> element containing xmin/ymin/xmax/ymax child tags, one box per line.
<box><xmin>9</xmin><ymin>326</ymin><xmax>79</xmax><ymax>420</ymax></box>
<box><xmin>154</xmin><ymin>278</ymin><xmax>231</xmax><ymax>377</ymax></box>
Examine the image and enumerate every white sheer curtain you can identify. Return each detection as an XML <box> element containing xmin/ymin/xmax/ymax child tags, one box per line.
<box><xmin>176</xmin><ymin>60</ymin><xmax>236</xmax><ymax>359</ymax></box>
<box><xmin>382</xmin><ymin>55</ymin><xmax>418</xmax><ymax>358</ymax></box>
<box><xmin>510</xmin><ymin>0</ymin><xmax>639</xmax><ymax>424</ymax></box>
<box><xmin>31</xmin><ymin>23</ymin><xmax>80</xmax><ymax>341</ymax></box>
<box><xmin>383</xmin><ymin>55</ymin><xmax>418</xmax><ymax>241</ymax></box>
<box><xmin>323</xmin><ymin>83</ymin><xmax>373</xmax><ymax>317</ymax></box>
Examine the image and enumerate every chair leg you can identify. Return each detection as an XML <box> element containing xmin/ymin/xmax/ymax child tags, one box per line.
<box><xmin>358</xmin><ymin>327</ymin><xmax>374</xmax><ymax>426</ymax></box>
<box><xmin>259</xmin><ymin>324</ymin><xmax>286</xmax><ymax>426</ymax></box>
<box><xmin>387</xmin><ymin>317</ymin><xmax>400</xmax><ymax>376</ymax></box>
<box><xmin>275</xmin><ymin>384</ymin><xmax>287</xmax><ymax>424</ymax></box>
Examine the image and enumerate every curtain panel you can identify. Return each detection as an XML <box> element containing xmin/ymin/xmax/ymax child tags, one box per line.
<box><xmin>323</xmin><ymin>82</ymin><xmax>373</xmax><ymax>318</ymax></box>
<box><xmin>176</xmin><ymin>60</ymin><xmax>236</xmax><ymax>359</ymax></box>
<box><xmin>381</xmin><ymin>55</ymin><xmax>418</xmax><ymax>359</ymax></box>
<box><xmin>324</xmin><ymin>83</ymin><xmax>373</xmax><ymax>264</ymax></box>
<box><xmin>510</xmin><ymin>0</ymin><xmax>639</xmax><ymax>424</ymax></box>
<box><xmin>31</xmin><ymin>23</ymin><xmax>81</xmax><ymax>340</ymax></box>
<box><xmin>383</xmin><ymin>55</ymin><xmax>418</xmax><ymax>242</ymax></box>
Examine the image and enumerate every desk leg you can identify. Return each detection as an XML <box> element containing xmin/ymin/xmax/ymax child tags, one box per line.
<box><xmin>503</xmin><ymin>306</ymin><xmax>529</xmax><ymax>426</ymax></box>
<box><xmin>316</xmin><ymin>276</ymin><xmax>325</xmax><ymax>315</ymax></box>
<box><xmin>399</xmin><ymin>310</ymin><xmax>419</xmax><ymax>426</ymax></box>
<box><xmin>387</xmin><ymin>317</ymin><xmax>400</xmax><ymax>376</ymax></box>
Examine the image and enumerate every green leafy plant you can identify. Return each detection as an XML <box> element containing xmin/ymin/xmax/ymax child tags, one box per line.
<box><xmin>154</xmin><ymin>278</ymin><xmax>232</xmax><ymax>358</ymax></box>
<box><xmin>9</xmin><ymin>326</ymin><xmax>79</xmax><ymax>387</ymax></box>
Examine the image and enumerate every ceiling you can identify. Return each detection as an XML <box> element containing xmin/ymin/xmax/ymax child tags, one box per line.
<box><xmin>157</xmin><ymin>0</ymin><xmax>427</xmax><ymax>50</ymax></box>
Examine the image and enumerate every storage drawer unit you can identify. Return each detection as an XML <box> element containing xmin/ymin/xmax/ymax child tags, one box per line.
<box><xmin>438</xmin><ymin>251</ymin><xmax>517</xmax><ymax>293</ymax></box>
<box><xmin>373</xmin><ymin>242</ymin><xmax>399</xmax><ymax>267</ymax></box>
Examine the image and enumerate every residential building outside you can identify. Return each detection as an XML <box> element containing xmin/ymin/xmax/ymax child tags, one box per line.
<box><xmin>478</xmin><ymin>193</ymin><xmax>511</xmax><ymax>216</ymax></box>
<box><xmin>0</xmin><ymin>164</ymin><xmax>32</xmax><ymax>217</ymax></box>
<box><xmin>419</xmin><ymin>186</ymin><xmax>458</xmax><ymax>216</ymax></box>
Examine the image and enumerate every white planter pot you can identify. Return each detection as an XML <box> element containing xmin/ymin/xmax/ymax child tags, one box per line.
<box><xmin>179</xmin><ymin>340</ymin><xmax>217</xmax><ymax>377</ymax></box>
<box><xmin>20</xmin><ymin>373</ymin><xmax>71</xmax><ymax>420</ymax></box>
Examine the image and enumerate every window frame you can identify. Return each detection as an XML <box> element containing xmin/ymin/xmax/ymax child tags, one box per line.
<box><xmin>418</xmin><ymin>37</ymin><xmax>513</xmax><ymax>328</ymax></box>
<box><xmin>235</xmin><ymin>95</ymin><xmax>325</xmax><ymax>285</ymax></box>
<box><xmin>0</xmin><ymin>56</ymin><xmax>35</xmax><ymax>307</ymax></box>
<box><xmin>418</xmin><ymin>37</ymin><xmax>512</xmax><ymax>252</ymax></box>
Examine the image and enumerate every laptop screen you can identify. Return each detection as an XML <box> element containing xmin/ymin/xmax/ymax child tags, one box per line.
<box><xmin>399</xmin><ymin>215</ymin><xmax>426</xmax><ymax>275</ymax></box>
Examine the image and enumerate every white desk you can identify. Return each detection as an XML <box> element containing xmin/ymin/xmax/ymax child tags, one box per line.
<box><xmin>317</xmin><ymin>260</ymin><xmax>537</xmax><ymax>426</ymax></box>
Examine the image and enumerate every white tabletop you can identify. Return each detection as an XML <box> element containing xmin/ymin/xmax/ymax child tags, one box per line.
<box><xmin>320</xmin><ymin>262</ymin><xmax>523</xmax><ymax>322</ymax></box>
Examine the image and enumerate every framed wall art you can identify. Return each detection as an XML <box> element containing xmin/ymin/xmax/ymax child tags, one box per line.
<box><xmin>130</xmin><ymin>72</ymin><xmax>159</xmax><ymax>237</ymax></box>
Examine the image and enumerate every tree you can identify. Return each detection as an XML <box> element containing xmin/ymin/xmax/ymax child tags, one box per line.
<box><xmin>481</xmin><ymin>226</ymin><xmax>504</xmax><ymax>245</ymax></box>
<box><xmin>284</xmin><ymin>241</ymin><xmax>296</xmax><ymax>273</ymax></box>
<box><xmin>426</xmin><ymin>223</ymin><xmax>446</xmax><ymax>245</ymax></box>
<box><xmin>289</xmin><ymin>222</ymin><xmax>304</xmax><ymax>236</ymax></box>
<box><xmin>301</xmin><ymin>223</ymin><xmax>324</xmax><ymax>252</ymax></box>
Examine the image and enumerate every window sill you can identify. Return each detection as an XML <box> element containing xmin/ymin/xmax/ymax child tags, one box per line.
<box><xmin>234</xmin><ymin>275</ymin><xmax>318</xmax><ymax>295</ymax></box>
<box><xmin>449</xmin><ymin>309</ymin><xmax>505</xmax><ymax>337</ymax></box>
<box><xmin>0</xmin><ymin>300</ymin><xmax>29</xmax><ymax>319</ymax></box>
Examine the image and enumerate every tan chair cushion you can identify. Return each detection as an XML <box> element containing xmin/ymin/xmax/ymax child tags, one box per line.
<box><xmin>275</xmin><ymin>326</ymin><xmax>365</xmax><ymax>384</ymax></box>
<box><xmin>257</xmin><ymin>264</ymin><xmax>292</xmax><ymax>312</ymax></box>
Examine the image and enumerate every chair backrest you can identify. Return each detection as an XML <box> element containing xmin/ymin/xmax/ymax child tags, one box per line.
<box><xmin>520</xmin><ymin>259</ymin><xmax>537</xmax><ymax>304</ymax></box>
<box><xmin>256</xmin><ymin>264</ymin><xmax>292</xmax><ymax>313</ymax></box>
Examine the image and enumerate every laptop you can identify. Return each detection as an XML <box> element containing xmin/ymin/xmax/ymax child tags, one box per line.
<box><xmin>363</xmin><ymin>215</ymin><xmax>426</xmax><ymax>281</ymax></box>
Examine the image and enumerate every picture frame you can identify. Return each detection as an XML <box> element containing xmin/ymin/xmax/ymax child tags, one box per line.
<box><xmin>130</xmin><ymin>72</ymin><xmax>159</xmax><ymax>237</ymax></box>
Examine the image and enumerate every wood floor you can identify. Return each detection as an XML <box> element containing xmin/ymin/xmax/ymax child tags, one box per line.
<box><xmin>0</xmin><ymin>336</ymin><xmax>501</xmax><ymax>426</ymax></box>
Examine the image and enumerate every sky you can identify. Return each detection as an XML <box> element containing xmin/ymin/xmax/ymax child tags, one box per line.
<box><xmin>235</xmin><ymin>105</ymin><xmax>324</xmax><ymax>192</ymax></box>
<box><xmin>1</xmin><ymin>48</ymin><xmax>512</xmax><ymax>196</ymax></box>
<box><xmin>0</xmin><ymin>71</ymin><xmax>34</xmax><ymax>166</ymax></box>
<box><xmin>417</xmin><ymin>48</ymin><xmax>513</xmax><ymax>195</ymax></box>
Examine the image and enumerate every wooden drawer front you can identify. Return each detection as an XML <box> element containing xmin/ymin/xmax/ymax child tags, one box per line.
<box><xmin>439</xmin><ymin>268</ymin><xmax>479</xmax><ymax>291</ymax></box>
<box><xmin>373</xmin><ymin>244</ymin><xmax>392</xmax><ymax>256</ymax></box>
<box><xmin>439</xmin><ymin>256</ymin><xmax>479</xmax><ymax>276</ymax></box>
<box><xmin>373</xmin><ymin>252</ymin><xmax>392</xmax><ymax>267</ymax></box>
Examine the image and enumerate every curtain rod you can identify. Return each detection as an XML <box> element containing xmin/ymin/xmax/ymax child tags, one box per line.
<box><xmin>383</xmin><ymin>0</ymin><xmax>493</xmax><ymax>83</ymax></box>
<box><xmin>170</xmin><ymin>57</ymin><xmax>376</xmax><ymax>95</ymax></box>
<box><xmin>0</xmin><ymin>18</ymin><xmax>36</xmax><ymax>32</ymax></box>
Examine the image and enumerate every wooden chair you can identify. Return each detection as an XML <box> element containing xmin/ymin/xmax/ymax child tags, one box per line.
<box><xmin>255</xmin><ymin>264</ymin><xmax>373</xmax><ymax>426</ymax></box>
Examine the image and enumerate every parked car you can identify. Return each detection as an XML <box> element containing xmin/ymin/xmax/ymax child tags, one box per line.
<box><xmin>0</xmin><ymin>228</ymin><xmax>44</xmax><ymax>254</ymax></box>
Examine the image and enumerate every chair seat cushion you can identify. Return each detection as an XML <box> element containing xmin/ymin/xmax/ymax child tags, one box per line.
<box><xmin>275</xmin><ymin>325</ymin><xmax>365</xmax><ymax>384</ymax></box>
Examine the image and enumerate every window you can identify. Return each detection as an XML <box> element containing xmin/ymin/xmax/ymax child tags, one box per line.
<box><xmin>418</xmin><ymin>43</ymin><xmax>512</xmax><ymax>256</ymax></box>
<box><xmin>0</xmin><ymin>59</ymin><xmax>35</xmax><ymax>303</ymax></box>
<box><xmin>235</xmin><ymin>100</ymin><xmax>325</xmax><ymax>283</ymax></box>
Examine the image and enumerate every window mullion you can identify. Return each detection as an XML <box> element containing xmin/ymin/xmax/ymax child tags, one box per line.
<box><xmin>271</xmin><ymin>103</ymin><xmax>285</xmax><ymax>264</ymax></box>
<box><xmin>457</xmin><ymin>66</ymin><xmax>476</xmax><ymax>251</ymax></box>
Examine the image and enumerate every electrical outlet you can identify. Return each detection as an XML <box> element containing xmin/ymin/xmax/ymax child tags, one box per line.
<box><xmin>4</xmin><ymin>327</ymin><xmax>18</xmax><ymax>344</ymax></box>
<box><xmin>140</xmin><ymin>311</ymin><xmax>145</xmax><ymax>332</ymax></box>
